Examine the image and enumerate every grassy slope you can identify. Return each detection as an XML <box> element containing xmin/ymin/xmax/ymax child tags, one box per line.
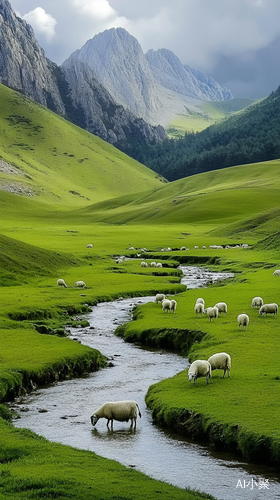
<box><xmin>72</xmin><ymin>160</ymin><xmax>280</xmax><ymax>230</ymax></box>
<box><xmin>166</xmin><ymin>97</ymin><xmax>257</xmax><ymax>136</ymax></box>
<box><xmin>0</xmin><ymin>84</ymin><xmax>164</xmax><ymax>208</ymax></box>
<box><xmin>0</xmin><ymin>81</ymin><xmax>280</xmax><ymax>496</ymax></box>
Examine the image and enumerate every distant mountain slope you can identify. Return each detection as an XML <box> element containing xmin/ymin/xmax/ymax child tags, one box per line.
<box><xmin>62</xmin><ymin>28</ymin><xmax>232</xmax><ymax>127</ymax></box>
<box><xmin>136</xmin><ymin>88</ymin><xmax>280</xmax><ymax>180</ymax></box>
<box><xmin>145</xmin><ymin>48</ymin><xmax>232</xmax><ymax>101</ymax></box>
<box><xmin>0</xmin><ymin>84</ymin><xmax>165</xmax><ymax>207</ymax></box>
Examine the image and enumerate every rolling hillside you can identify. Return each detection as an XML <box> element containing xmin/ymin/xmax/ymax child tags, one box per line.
<box><xmin>166</xmin><ymin>97</ymin><xmax>257</xmax><ymax>136</ymax></box>
<box><xmin>72</xmin><ymin>160</ymin><xmax>280</xmax><ymax>237</ymax></box>
<box><xmin>0</xmin><ymin>84</ymin><xmax>165</xmax><ymax>208</ymax></box>
<box><xmin>137</xmin><ymin>87</ymin><xmax>280</xmax><ymax>180</ymax></box>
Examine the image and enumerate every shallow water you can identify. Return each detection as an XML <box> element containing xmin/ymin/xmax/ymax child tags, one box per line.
<box><xmin>12</xmin><ymin>267</ymin><xmax>280</xmax><ymax>500</ymax></box>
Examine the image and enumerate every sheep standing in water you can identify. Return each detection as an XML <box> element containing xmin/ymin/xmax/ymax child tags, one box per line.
<box><xmin>208</xmin><ymin>352</ymin><xmax>231</xmax><ymax>378</ymax></box>
<box><xmin>57</xmin><ymin>279</ymin><xmax>67</xmax><ymax>288</ymax></box>
<box><xmin>90</xmin><ymin>401</ymin><xmax>141</xmax><ymax>430</ymax></box>
<box><xmin>188</xmin><ymin>360</ymin><xmax>212</xmax><ymax>385</ymax></box>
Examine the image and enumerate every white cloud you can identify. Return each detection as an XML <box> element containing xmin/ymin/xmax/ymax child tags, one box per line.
<box><xmin>22</xmin><ymin>7</ymin><xmax>57</xmax><ymax>43</ymax></box>
<box><xmin>71</xmin><ymin>0</ymin><xmax>116</xmax><ymax>20</ymax></box>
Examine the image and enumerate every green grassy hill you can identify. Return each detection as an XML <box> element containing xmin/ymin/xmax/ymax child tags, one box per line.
<box><xmin>0</xmin><ymin>84</ymin><xmax>164</xmax><ymax>208</ymax></box>
<box><xmin>1</xmin><ymin>79</ymin><xmax>280</xmax><ymax>497</ymax></box>
<box><xmin>73</xmin><ymin>160</ymin><xmax>280</xmax><ymax>237</ymax></box>
<box><xmin>139</xmin><ymin>87</ymin><xmax>280</xmax><ymax>181</ymax></box>
<box><xmin>166</xmin><ymin>98</ymin><xmax>257</xmax><ymax>136</ymax></box>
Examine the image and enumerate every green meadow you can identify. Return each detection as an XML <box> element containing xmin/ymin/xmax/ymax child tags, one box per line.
<box><xmin>0</xmin><ymin>83</ymin><xmax>280</xmax><ymax>497</ymax></box>
<box><xmin>166</xmin><ymin>98</ymin><xmax>257</xmax><ymax>136</ymax></box>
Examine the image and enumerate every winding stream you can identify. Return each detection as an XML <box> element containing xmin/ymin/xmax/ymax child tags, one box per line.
<box><xmin>12</xmin><ymin>266</ymin><xmax>280</xmax><ymax>500</ymax></box>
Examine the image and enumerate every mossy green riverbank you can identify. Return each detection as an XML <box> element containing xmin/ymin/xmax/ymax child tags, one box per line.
<box><xmin>116</xmin><ymin>255</ymin><xmax>280</xmax><ymax>468</ymax></box>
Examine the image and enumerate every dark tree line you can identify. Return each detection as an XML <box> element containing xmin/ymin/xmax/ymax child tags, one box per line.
<box><xmin>131</xmin><ymin>86</ymin><xmax>280</xmax><ymax>181</ymax></box>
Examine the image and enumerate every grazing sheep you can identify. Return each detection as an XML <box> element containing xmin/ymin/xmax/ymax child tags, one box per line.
<box><xmin>180</xmin><ymin>246</ymin><xmax>186</xmax><ymax>251</ymax></box>
<box><xmin>90</xmin><ymin>401</ymin><xmax>141</xmax><ymax>430</ymax></box>
<box><xmin>196</xmin><ymin>298</ymin><xmax>205</xmax><ymax>306</ymax></box>
<box><xmin>188</xmin><ymin>360</ymin><xmax>212</xmax><ymax>385</ymax></box>
<box><xmin>202</xmin><ymin>245</ymin><xmax>207</xmax><ymax>249</ymax></box>
<box><xmin>251</xmin><ymin>296</ymin><xmax>264</xmax><ymax>308</ymax></box>
<box><xmin>273</xmin><ymin>270</ymin><xmax>280</xmax><ymax>277</ymax></box>
<box><xmin>214</xmin><ymin>302</ymin><xmax>228</xmax><ymax>314</ymax></box>
<box><xmin>86</xmin><ymin>244</ymin><xmax>93</xmax><ymax>248</ymax></box>
<box><xmin>155</xmin><ymin>293</ymin><xmax>165</xmax><ymax>303</ymax></box>
<box><xmin>194</xmin><ymin>245</ymin><xmax>199</xmax><ymax>249</ymax></box>
<box><xmin>150</xmin><ymin>261</ymin><xmax>157</xmax><ymax>267</ymax></box>
<box><xmin>74</xmin><ymin>280</ymin><xmax>86</xmax><ymax>288</ymax></box>
<box><xmin>170</xmin><ymin>299</ymin><xmax>177</xmax><ymax>313</ymax></box>
<box><xmin>57</xmin><ymin>278</ymin><xmax>67</xmax><ymax>288</ymax></box>
<box><xmin>194</xmin><ymin>302</ymin><xmax>204</xmax><ymax>316</ymax></box>
<box><xmin>162</xmin><ymin>299</ymin><xmax>172</xmax><ymax>312</ymax></box>
<box><xmin>259</xmin><ymin>303</ymin><xmax>278</xmax><ymax>316</ymax></box>
<box><xmin>156</xmin><ymin>262</ymin><xmax>163</xmax><ymax>268</ymax></box>
<box><xmin>204</xmin><ymin>306</ymin><xmax>219</xmax><ymax>321</ymax></box>
<box><xmin>237</xmin><ymin>313</ymin><xmax>249</xmax><ymax>330</ymax></box>
<box><xmin>141</xmin><ymin>261</ymin><xmax>148</xmax><ymax>268</ymax></box>
<box><xmin>208</xmin><ymin>352</ymin><xmax>231</xmax><ymax>378</ymax></box>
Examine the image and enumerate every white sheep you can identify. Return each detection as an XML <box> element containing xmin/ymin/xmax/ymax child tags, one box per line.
<box><xmin>204</xmin><ymin>306</ymin><xmax>219</xmax><ymax>321</ymax></box>
<box><xmin>196</xmin><ymin>298</ymin><xmax>205</xmax><ymax>306</ymax></box>
<box><xmin>162</xmin><ymin>299</ymin><xmax>172</xmax><ymax>312</ymax></box>
<box><xmin>141</xmin><ymin>261</ymin><xmax>148</xmax><ymax>268</ymax></box>
<box><xmin>237</xmin><ymin>313</ymin><xmax>249</xmax><ymax>330</ymax></box>
<box><xmin>90</xmin><ymin>401</ymin><xmax>141</xmax><ymax>430</ymax></box>
<box><xmin>208</xmin><ymin>352</ymin><xmax>231</xmax><ymax>378</ymax></box>
<box><xmin>57</xmin><ymin>278</ymin><xmax>67</xmax><ymax>288</ymax></box>
<box><xmin>156</xmin><ymin>262</ymin><xmax>163</xmax><ymax>268</ymax></box>
<box><xmin>194</xmin><ymin>245</ymin><xmax>199</xmax><ymax>249</ymax></box>
<box><xmin>251</xmin><ymin>296</ymin><xmax>264</xmax><ymax>308</ymax></box>
<box><xmin>150</xmin><ymin>261</ymin><xmax>157</xmax><ymax>267</ymax></box>
<box><xmin>259</xmin><ymin>303</ymin><xmax>278</xmax><ymax>316</ymax></box>
<box><xmin>214</xmin><ymin>302</ymin><xmax>228</xmax><ymax>314</ymax></box>
<box><xmin>74</xmin><ymin>280</ymin><xmax>86</xmax><ymax>288</ymax></box>
<box><xmin>273</xmin><ymin>270</ymin><xmax>280</xmax><ymax>277</ymax></box>
<box><xmin>170</xmin><ymin>299</ymin><xmax>177</xmax><ymax>313</ymax></box>
<box><xmin>155</xmin><ymin>293</ymin><xmax>165</xmax><ymax>303</ymax></box>
<box><xmin>194</xmin><ymin>302</ymin><xmax>204</xmax><ymax>316</ymax></box>
<box><xmin>86</xmin><ymin>244</ymin><xmax>93</xmax><ymax>248</ymax></box>
<box><xmin>180</xmin><ymin>246</ymin><xmax>186</xmax><ymax>251</ymax></box>
<box><xmin>188</xmin><ymin>360</ymin><xmax>212</xmax><ymax>385</ymax></box>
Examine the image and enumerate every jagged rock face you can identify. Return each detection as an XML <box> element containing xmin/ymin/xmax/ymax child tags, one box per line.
<box><xmin>0</xmin><ymin>2</ymin><xmax>165</xmax><ymax>150</ymax></box>
<box><xmin>64</xmin><ymin>28</ymin><xmax>233</xmax><ymax>127</ymax></box>
<box><xmin>0</xmin><ymin>0</ymin><xmax>65</xmax><ymax>114</ymax></box>
<box><xmin>145</xmin><ymin>48</ymin><xmax>233</xmax><ymax>101</ymax></box>
<box><xmin>61</xmin><ymin>58</ymin><xmax>166</xmax><ymax>147</ymax></box>
<box><xmin>62</xmin><ymin>28</ymin><xmax>161</xmax><ymax>123</ymax></box>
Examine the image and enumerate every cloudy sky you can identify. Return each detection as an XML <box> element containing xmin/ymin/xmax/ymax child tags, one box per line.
<box><xmin>8</xmin><ymin>0</ymin><xmax>280</xmax><ymax>99</ymax></box>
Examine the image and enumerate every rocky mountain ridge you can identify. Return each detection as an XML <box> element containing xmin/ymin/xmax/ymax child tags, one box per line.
<box><xmin>0</xmin><ymin>0</ymin><xmax>165</xmax><ymax>152</ymax></box>
<box><xmin>64</xmin><ymin>28</ymin><xmax>232</xmax><ymax>126</ymax></box>
<box><xmin>0</xmin><ymin>0</ymin><xmax>232</xmax><ymax>154</ymax></box>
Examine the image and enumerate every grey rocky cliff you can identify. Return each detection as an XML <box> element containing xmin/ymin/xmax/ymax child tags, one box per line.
<box><xmin>64</xmin><ymin>28</ymin><xmax>233</xmax><ymax>127</ymax></box>
<box><xmin>0</xmin><ymin>1</ymin><xmax>165</xmax><ymax>151</ymax></box>
<box><xmin>0</xmin><ymin>0</ymin><xmax>65</xmax><ymax>115</ymax></box>
<box><xmin>145</xmin><ymin>48</ymin><xmax>232</xmax><ymax>101</ymax></box>
<box><xmin>62</xmin><ymin>28</ymin><xmax>162</xmax><ymax>124</ymax></box>
<box><xmin>61</xmin><ymin>58</ymin><xmax>166</xmax><ymax>147</ymax></box>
